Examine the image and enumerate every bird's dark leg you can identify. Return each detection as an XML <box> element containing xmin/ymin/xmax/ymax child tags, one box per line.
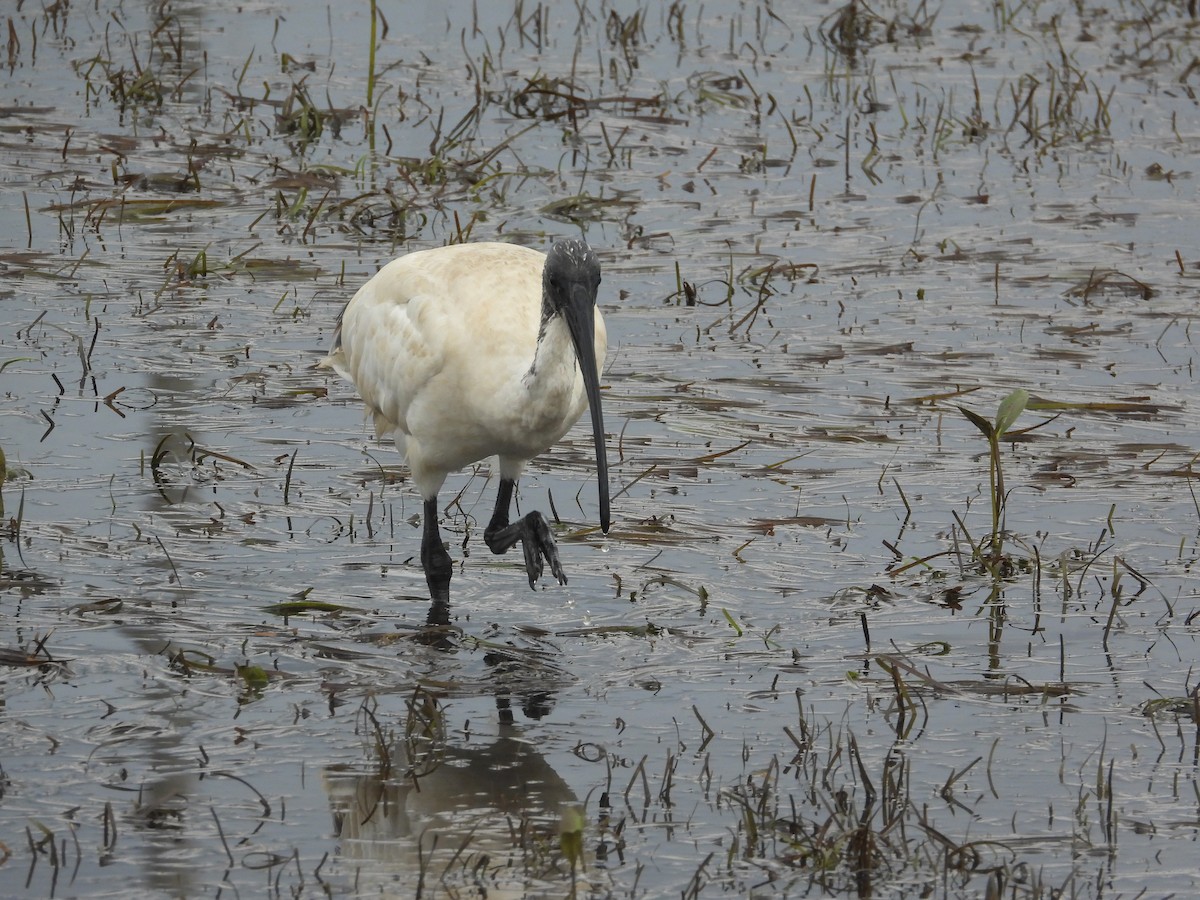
<box><xmin>484</xmin><ymin>478</ymin><xmax>566</xmax><ymax>589</ymax></box>
<box><xmin>421</xmin><ymin>498</ymin><xmax>453</xmax><ymax>606</ymax></box>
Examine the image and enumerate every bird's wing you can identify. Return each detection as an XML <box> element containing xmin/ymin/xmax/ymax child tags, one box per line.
<box><xmin>320</xmin><ymin>271</ymin><xmax>445</xmax><ymax>440</ymax></box>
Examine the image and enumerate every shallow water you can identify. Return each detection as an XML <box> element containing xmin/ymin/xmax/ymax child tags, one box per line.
<box><xmin>2</xmin><ymin>0</ymin><xmax>1199</xmax><ymax>897</ymax></box>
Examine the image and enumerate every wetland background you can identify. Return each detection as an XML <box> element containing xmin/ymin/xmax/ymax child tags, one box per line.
<box><xmin>2</xmin><ymin>0</ymin><xmax>1200</xmax><ymax>896</ymax></box>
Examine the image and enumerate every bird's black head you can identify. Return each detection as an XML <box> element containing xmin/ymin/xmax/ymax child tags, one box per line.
<box><xmin>543</xmin><ymin>239</ymin><xmax>600</xmax><ymax>315</ymax></box>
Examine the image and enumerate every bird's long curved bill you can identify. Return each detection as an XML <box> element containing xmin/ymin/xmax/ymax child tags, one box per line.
<box><xmin>564</xmin><ymin>289</ymin><xmax>611</xmax><ymax>533</ymax></box>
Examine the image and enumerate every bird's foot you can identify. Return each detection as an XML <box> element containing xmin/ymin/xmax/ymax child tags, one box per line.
<box><xmin>426</xmin><ymin>600</ymin><xmax>451</xmax><ymax>627</ymax></box>
<box><xmin>485</xmin><ymin>511</ymin><xmax>566</xmax><ymax>590</ymax></box>
<box><xmin>421</xmin><ymin>538</ymin><xmax>453</xmax><ymax>605</ymax></box>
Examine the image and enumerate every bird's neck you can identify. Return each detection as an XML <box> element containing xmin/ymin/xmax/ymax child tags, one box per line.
<box><xmin>525</xmin><ymin>312</ymin><xmax>577</xmax><ymax>393</ymax></box>
<box><xmin>534</xmin><ymin>289</ymin><xmax>556</xmax><ymax>345</ymax></box>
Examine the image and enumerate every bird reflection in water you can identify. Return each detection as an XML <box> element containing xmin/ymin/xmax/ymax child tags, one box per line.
<box><xmin>324</xmin><ymin>680</ymin><xmax>598</xmax><ymax>895</ymax></box>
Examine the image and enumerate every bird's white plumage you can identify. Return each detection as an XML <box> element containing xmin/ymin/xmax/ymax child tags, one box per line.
<box><xmin>320</xmin><ymin>242</ymin><xmax>607</xmax><ymax>502</ymax></box>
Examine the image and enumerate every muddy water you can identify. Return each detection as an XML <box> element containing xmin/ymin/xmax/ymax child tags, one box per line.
<box><xmin>2</xmin><ymin>1</ymin><xmax>1199</xmax><ymax>897</ymax></box>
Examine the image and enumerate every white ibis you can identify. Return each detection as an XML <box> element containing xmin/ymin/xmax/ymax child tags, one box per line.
<box><xmin>319</xmin><ymin>239</ymin><xmax>610</xmax><ymax>607</ymax></box>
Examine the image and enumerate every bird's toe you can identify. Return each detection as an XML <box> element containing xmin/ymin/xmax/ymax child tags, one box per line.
<box><xmin>522</xmin><ymin>537</ymin><xmax>544</xmax><ymax>589</ymax></box>
<box><xmin>523</xmin><ymin>512</ymin><xmax>566</xmax><ymax>589</ymax></box>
